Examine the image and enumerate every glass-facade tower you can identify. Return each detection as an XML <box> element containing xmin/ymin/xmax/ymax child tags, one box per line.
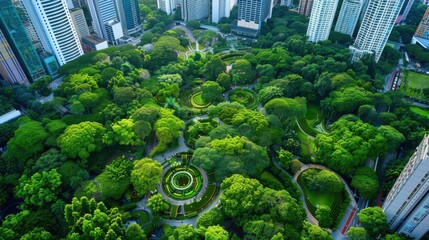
<box><xmin>0</xmin><ymin>0</ymin><xmax>45</xmax><ymax>82</ymax></box>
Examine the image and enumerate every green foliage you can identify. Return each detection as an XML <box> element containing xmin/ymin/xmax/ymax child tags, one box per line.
<box><xmin>95</xmin><ymin>158</ymin><xmax>133</xmax><ymax>200</ymax></box>
<box><xmin>264</xmin><ymin>97</ymin><xmax>307</xmax><ymax>124</ymax></box>
<box><xmin>131</xmin><ymin>158</ymin><xmax>162</xmax><ymax>194</ymax></box>
<box><xmin>58</xmin><ymin>161</ymin><xmax>89</xmax><ymax>190</ymax></box>
<box><xmin>32</xmin><ymin>148</ymin><xmax>68</xmax><ymax>173</ymax></box>
<box><xmin>64</xmin><ymin>197</ymin><xmax>125</xmax><ymax>239</ymax></box>
<box><xmin>106</xmin><ymin>119</ymin><xmax>143</xmax><ymax>146</ymax></box>
<box><xmin>203</xmin><ymin>56</ymin><xmax>226</xmax><ymax>81</ymax></box>
<box><xmin>147</xmin><ymin>193</ymin><xmax>169</xmax><ymax>215</ymax></box>
<box><xmin>4</xmin><ymin>121</ymin><xmax>49</xmax><ymax>164</ymax></box>
<box><xmin>316</xmin><ymin>205</ymin><xmax>332</xmax><ymax>228</ymax></box>
<box><xmin>351</xmin><ymin>167</ymin><xmax>379</xmax><ymax>199</ymax></box>
<box><xmin>15</xmin><ymin>169</ymin><xmax>62</xmax><ymax>207</ymax></box>
<box><xmin>0</xmin><ymin>210</ymin><xmax>55</xmax><ymax>240</ymax></box>
<box><xmin>321</xmin><ymin>87</ymin><xmax>374</xmax><ymax>116</ymax></box>
<box><xmin>357</xmin><ymin>207</ymin><xmax>388</xmax><ymax>237</ymax></box>
<box><xmin>201</xmin><ymin>81</ymin><xmax>224</xmax><ymax>103</ymax></box>
<box><xmin>193</xmin><ymin>136</ymin><xmax>269</xmax><ymax>180</ymax></box>
<box><xmin>205</xmin><ymin>225</ymin><xmax>229</xmax><ymax>240</ymax></box>
<box><xmin>278</xmin><ymin>148</ymin><xmax>294</xmax><ymax>170</ymax></box>
<box><xmin>151</xmin><ymin>109</ymin><xmax>184</xmax><ymax>156</ymax></box>
<box><xmin>186</xmin><ymin>20</ymin><xmax>200</xmax><ymax>29</ymax></box>
<box><xmin>301</xmin><ymin>169</ymin><xmax>343</xmax><ymax>193</ymax></box>
<box><xmin>20</xmin><ymin>227</ymin><xmax>53</xmax><ymax>240</ymax></box>
<box><xmin>301</xmin><ymin>221</ymin><xmax>332</xmax><ymax>240</ymax></box>
<box><xmin>57</xmin><ymin>121</ymin><xmax>106</xmax><ymax>159</ymax></box>
<box><xmin>126</xmin><ymin>223</ymin><xmax>147</xmax><ymax>240</ymax></box>
<box><xmin>347</xmin><ymin>227</ymin><xmax>367</xmax><ymax>240</ymax></box>
<box><xmin>196</xmin><ymin>208</ymin><xmax>224</xmax><ymax>228</ymax></box>
<box><xmin>230</xmin><ymin>59</ymin><xmax>256</xmax><ymax>84</ymax></box>
<box><xmin>315</xmin><ymin>118</ymin><xmax>389</xmax><ymax>174</ymax></box>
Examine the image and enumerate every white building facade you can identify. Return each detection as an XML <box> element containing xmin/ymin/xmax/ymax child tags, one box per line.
<box><xmin>234</xmin><ymin>0</ymin><xmax>274</xmax><ymax>36</ymax></box>
<box><xmin>21</xmin><ymin>0</ymin><xmax>83</xmax><ymax>65</ymax></box>
<box><xmin>306</xmin><ymin>0</ymin><xmax>339</xmax><ymax>42</ymax></box>
<box><xmin>180</xmin><ymin>0</ymin><xmax>210</xmax><ymax>21</ymax></box>
<box><xmin>88</xmin><ymin>0</ymin><xmax>123</xmax><ymax>43</ymax></box>
<box><xmin>70</xmin><ymin>8</ymin><xmax>90</xmax><ymax>39</ymax></box>
<box><xmin>334</xmin><ymin>0</ymin><xmax>362</xmax><ymax>36</ymax></box>
<box><xmin>383</xmin><ymin>135</ymin><xmax>429</xmax><ymax>239</ymax></box>
<box><xmin>212</xmin><ymin>0</ymin><xmax>236</xmax><ymax>23</ymax></box>
<box><xmin>350</xmin><ymin>0</ymin><xmax>405</xmax><ymax>62</ymax></box>
<box><xmin>157</xmin><ymin>0</ymin><xmax>177</xmax><ymax>15</ymax></box>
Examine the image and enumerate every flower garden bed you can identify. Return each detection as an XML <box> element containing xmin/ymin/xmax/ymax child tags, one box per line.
<box><xmin>228</xmin><ymin>89</ymin><xmax>258</xmax><ymax>109</ymax></box>
<box><xmin>162</xmin><ymin>164</ymin><xmax>203</xmax><ymax>200</ymax></box>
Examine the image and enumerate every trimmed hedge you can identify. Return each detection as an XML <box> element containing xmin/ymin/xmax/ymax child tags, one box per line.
<box><xmin>184</xmin><ymin>184</ymin><xmax>217</xmax><ymax>213</ymax></box>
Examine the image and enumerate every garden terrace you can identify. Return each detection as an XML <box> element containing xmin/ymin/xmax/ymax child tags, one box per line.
<box><xmin>228</xmin><ymin>89</ymin><xmax>258</xmax><ymax>109</ymax></box>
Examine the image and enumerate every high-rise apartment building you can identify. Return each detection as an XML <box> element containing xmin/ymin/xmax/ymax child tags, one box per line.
<box><xmin>0</xmin><ymin>0</ymin><xmax>46</xmax><ymax>83</ymax></box>
<box><xmin>350</xmin><ymin>0</ymin><xmax>405</xmax><ymax>62</ymax></box>
<box><xmin>233</xmin><ymin>0</ymin><xmax>274</xmax><ymax>37</ymax></box>
<box><xmin>414</xmin><ymin>7</ymin><xmax>429</xmax><ymax>39</ymax></box>
<box><xmin>0</xmin><ymin>28</ymin><xmax>29</xmax><ymax>85</ymax></box>
<box><xmin>383</xmin><ymin>135</ymin><xmax>429</xmax><ymax>239</ymax></box>
<box><xmin>400</xmin><ymin>0</ymin><xmax>415</xmax><ymax>22</ymax></box>
<box><xmin>70</xmin><ymin>8</ymin><xmax>90</xmax><ymax>40</ymax></box>
<box><xmin>298</xmin><ymin>0</ymin><xmax>314</xmax><ymax>16</ymax></box>
<box><xmin>21</xmin><ymin>0</ymin><xmax>84</xmax><ymax>66</ymax></box>
<box><xmin>115</xmin><ymin>0</ymin><xmax>142</xmax><ymax>36</ymax></box>
<box><xmin>212</xmin><ymin>0</ymin><xmax>236</xmax><ymax>23</ymax></box>
<box><xmin>280</xmin><ymin>0</ymin><xmax>294</xmax><ymax>7</ymax></box>
<box><xmin>306</xmin><ymin>0</ymin><xmax>339</xmax><ymax>43</ymax></box>
<box><xmin>334</xmin><ymin>0</ymin><xmax>362</xmax><ymax>36</ymax></box>
<box><xmin>180</xmin><ymin>0</ymin><xmax>210</xmax><ymax>21</ymax></box>
<box><xmin>157</xmin><ymin>0</ymin><xmax>177</xmax><ymax>15</ymax></box>
<box><xmin>88</xmin><ymin>0</ymin><xmax>124</xmax><ymax>44</ymax></box>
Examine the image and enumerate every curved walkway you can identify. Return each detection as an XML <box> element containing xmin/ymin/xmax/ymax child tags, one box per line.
<box><xmin>157</xmin><ymin>164</ymin><xmax>209</xmax><ymax>205</ymax></box>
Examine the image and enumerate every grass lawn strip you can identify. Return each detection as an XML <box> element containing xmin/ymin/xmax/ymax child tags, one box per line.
<box><xmin>410</xmin><ymin>106</ymin><xmax>429</xmax><ymax>118</ymax></box>
<box><xmin>184</xmin><ymin>184</ymin><xmax>217</xmax><ymax>213</ymax></box>
<box><xmin>131</xmin><ymin>210</ymin><xmax>150</xmax><ymax>226</ymax></box>
<box><xmin>407</xmin><ymin>71</ymin><xmax>429</xmax><ymax>89</ymax></box>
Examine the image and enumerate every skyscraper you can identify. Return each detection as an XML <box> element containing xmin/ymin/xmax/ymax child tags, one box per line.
<box><xmin>157</xmin><ymin>0</ymin><xmax>177</xmax><ymax>15</ymax></box>
<box><xmin>382</xmin><ymin>135</ymin><xmax>429</xmax><ymax>239</ymax></box>
<box><xmin>298</xmin><ymin>0</ymin><xmax>314</xmax><ymax>16</ymax></box>
<box><xmin>88</xmin><ymin>0</ymin><xmax>124</xmax><ymax>44</ymax></box>
<box><xmin>306</xmin><ymin>0</ymin><xmax>339</xmax><ymax>43</ymax></box>
<box><xmin>400</xmin><ymin>0</ymin><xmax>415</xmax><ymax>22</ymax></box>
<box><xmin>212</xmin><ymin>0</ymin><xmax>236</xmax><ymax>23</ymax></box>
<box><xmin>0</xmin><ymin>28</ymin><xmax>29</xmax><ymax>85</ymax></box>
<box><xmin>115</xmin><ymin>0</ymin><xmax>142</xmax><ymax>36</ymax></box>
<box><xmin>0</xmin><ymin>0</ymin><xmax>46</xmax><ymax>82</ymax></box>
<box><xmin>180</xmin><ymin>0</ymin><xmax>210</xmax><ymax>21</ymax></box>
<box><xmin>234</xmin><ymin>0</ymin><xmax>274</xmax><ymax>37</ymax></box>
<box><xmin>21</xmin><ymin>0</ymin><xmax>84</xmax><ymax>66</ymax></box>
<box><xmin>414</xmin><ymin>7</ymin><xmax>429</xmax><ymax>39</ymax></box>
<box><xmin>350</xmin><ymin>0</ymin><xmax>405</xmax><ymax>62</ymax></box>
<box><xmin>70</xmin><ymin>8</ymin><xmax>90</xmax><ymax>40</ymax></box>
<box><xmin>334</xmin><ymin>0</ymin><xmax>362</xmax><ymax>36</ymax></box>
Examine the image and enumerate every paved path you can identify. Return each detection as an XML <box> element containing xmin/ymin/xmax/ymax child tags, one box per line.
<box><xmin>293</xmin><ymin>164</ymin><xmax>358</xmax><ymax>239</ymax></box>
<box><xmin>153</xmin><ymin>129</ymin><xmax>190</xmax><ymax>163</ymax></box>
<box><xmin>272</xmin><ymin>159</ymin><xmax>318</xmax><ymax>225</ymax></box>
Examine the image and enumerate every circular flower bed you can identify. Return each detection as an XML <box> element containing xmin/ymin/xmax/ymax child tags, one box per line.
<box><xmin>162</xmin><ymin>164</ymin><xmax>203</xmax><ymax>200</ymax></box>
<box><xmin>171</xmin><ymin>171</ymin><xmax>193</xmax><ymax>191</ymax></box>
<box><xmin>228</xmin><ymin>89</ymin><xmax>258</xmax><ymax>109</ymax></box>
<box><xmin>190</xmin><ymin>92</ymin><xmax>212</xmax><ymax>109</ymax></box>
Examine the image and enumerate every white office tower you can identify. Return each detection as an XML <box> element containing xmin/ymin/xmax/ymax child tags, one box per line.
<box><xmin>383</xmin><ymin>135</ymin><xmax>429</xmax><ymax>239</ymax></box>
<box><xmin>70</xmin><ymin>8</ymin><xmax>90</xmax><ymax>39</ymax></box>
<box><xmin>334</xmin><ymin>0</ymin><xmax>362</xmax><ymax>36</ymax></box>
<box><xmin>212</xmin><ymin>0</ymin><xmax>236</xmax><ymax>23</ymax></box>
<box><xmin>235</xmin><ymin>0</ymin><xmax>274</xmax><ymax>37</ymax></box>
<box><xmin>88</xmin><ymin>0</ymin><xmax>123</xmax><ymax>44</ymax></box>
<box><xmin>350</xmin><ymin>0</ymin><xmax>405</xmax><ymax>62</ymax></box>
<box><xmin>157</xmin><ymin>0</ymin><xmax>177</xmax><ymax>15</ymax></box>
<box><xmin>180</xmin><ymin>0</ymin><xmax>210</xmax><ymax>21</ymax></box>
<box><xmin>20</xmin><ymin>0</ymin><xmax>83</xmax><ymax>65</ymax></box>
<box><xmin>306</xmin><ymin>0</ymin><xmax>339</xmax><ymax>42</ymax></box>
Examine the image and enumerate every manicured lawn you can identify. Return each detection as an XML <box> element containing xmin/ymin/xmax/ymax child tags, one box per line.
<box><xmin>411</xmin><ymin>106</ymin><xmax>429</xmax><ymax>118</ymax></box>
<box><xmin>131</xmin><ymin>210</ymin><xmax>150</xmax><ymax>226</ymax></box>
<box><xmin>305</xmin><ymin>105</ymin><xmax>320</xmax><ymax>121</ymax></box>
<box><xmin>170</xmin><ymin>205</ymin><xmax>179</xmax><ymax>218</ymax></box>
<box><xmin>301</xmin><ymin>180</ymin><xmax>334</xmax><ymax>207</ymax></box>
<box><xmin>406</xmin><ymin>71</ymin><xmax>429</xmax><ymax>89</ymax></box>
<box><xmin>296</xmin><ymin>129</ymin><xmax>315</xmax><ymax>156</ymax></box>
<box><xmin>193</xmin><ymin>93</ymin><xmax>205</xmax><ymax>105</ymax></box>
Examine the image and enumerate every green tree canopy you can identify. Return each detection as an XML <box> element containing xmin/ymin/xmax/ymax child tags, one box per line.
<box><xmin>351</xmin><ymin>167</ymin><xmax>379</xmax><ymax>199</ymax></box>
<box><xmin>64</xmin><ymin>197</ymin><xmax>125</xmax><ymax>239</ymax></box>
<box><xmin>316</xmin><ymin>205</ymin><xmax>332</xmax><ymax>228</ymax></box>
<box><xmin>130</xmin><ymin>158</ymin><xmax>162</xmax><ymax>194</ymax></box>
<box><xmin>203</xmin><ymin>57</ymin><xmax>226</xmax><ymax>81</ymax></box>
<box><xmin>57</xmin><ymin>121</ymin><xmax>106</xmax><ymax>159</ymax></box>
<box><xmin>193</xmin><ymin>136</ymin><xmax>269</xmax><ymax>180</ymax></box>
<box><xmin>357</xmin><ymin>207</ymin><xmax>388</xmax><ymax>237</ymax></box>
<box><xmin>201</xmin><ymin>81</ymin><xmax>224</xmax><ymax>103</ymax></box>
<box><xmin>147</xmin><ymin>193</ymin><xmax>169</xmax><ymax>215</ymax></box>
<box><xmin>230</xmin><ymin>59</ymin><xmax>256</xmax><ymax>84</ymax></box>
<box><xmin>15</xmin><ymin>169</ymin><xmax>62</xmax><ymax>207</ymax></box>
<box><xmin>347</xmin><ymin>227</ymin><xmax>367</xmax><ymax>240</ymax></box>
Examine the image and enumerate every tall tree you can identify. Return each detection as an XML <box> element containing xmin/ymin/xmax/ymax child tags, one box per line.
<box><xmin>357</xmin><ymin>207</ymin><xmax>388</xmax><ymax>237</ymax></box>
<box><xmin>203</xmin><ymin>57</ymin><xmax>226</xmax><ymax>81</ymax></box>
<box><xmin>130</xmin><ymin>158</ymin><xmax>162</xmax><ymax>194</ymax></box>
<box><xmin>351</xmin><ymin>167</ymin><xmax>379</xmax><ymax>199</ymax></box>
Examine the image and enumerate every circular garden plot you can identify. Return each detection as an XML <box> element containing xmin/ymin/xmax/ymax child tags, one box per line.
<box><xmin>162</xmin><ymin>165</ymin><xmax>203</xmax><ymax>200</ymax></box>
<box><xmin>228</xmin><ymin>89</ymin><xmax>258</xmax><ymax>109</ymax></box>
<box><xmin>190</xmin><ymin>92</ymin><xmax>211</xmax><ymax>109</ymax></box>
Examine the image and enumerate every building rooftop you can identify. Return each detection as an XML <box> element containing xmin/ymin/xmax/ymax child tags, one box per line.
<box><xmin>0</xmin><ymin>109</ymin><xmax>22</xmax><ymax>124</ymax></box>
<box><xmin>413</xmin><ymin>36</ymin><xmax>429</xmax><ymax>49</ymax></box>
<box><xmin>82</xmin><ymin>34</ymin><xmax>107</xmax><ymax>45</ymax></box>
